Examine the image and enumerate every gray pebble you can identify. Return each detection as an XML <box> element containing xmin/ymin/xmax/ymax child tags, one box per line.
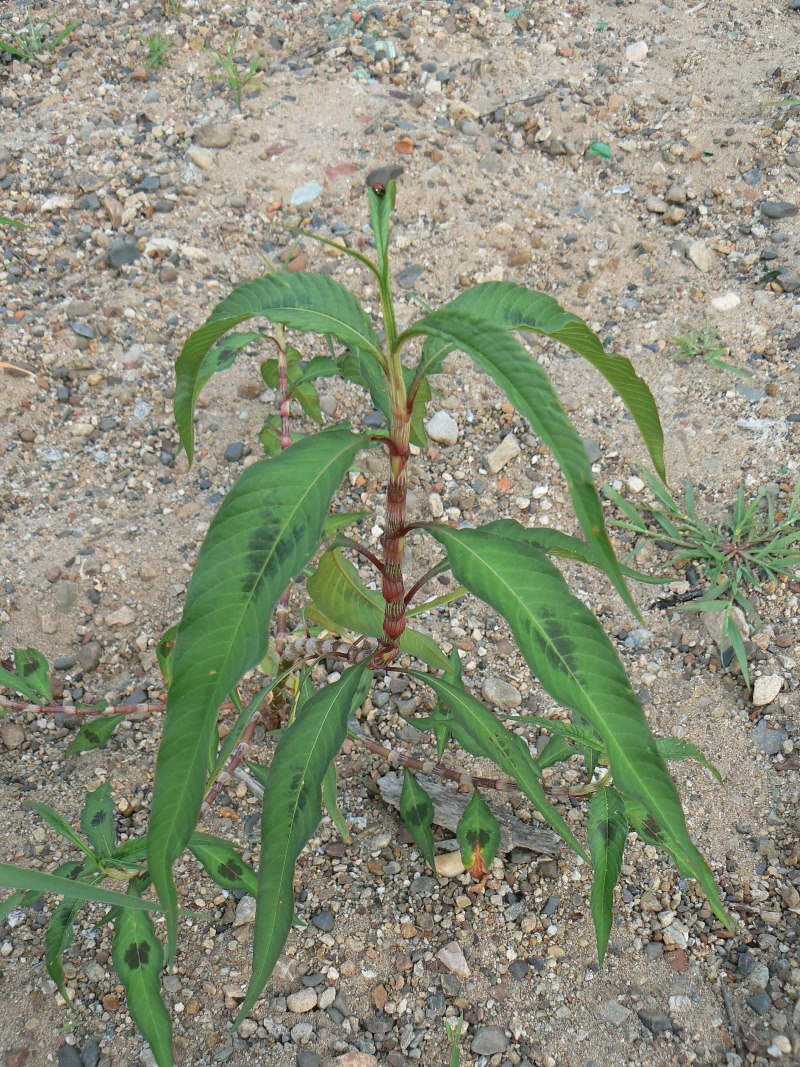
<box><xmin>637</xmin><ymin>1008</ymin><xmax>673</xmax><ymax>1034</ymax></box>
<box><xmin>776</xmin><ymin>269</ymin><xmax>800</xmax><ymax>292</ymax></box>
<box><xmin>644</xmin><ymin>941</ymin><xmax>664</xmax><ymax>962</ymax></box>
<box><xmin>296</xmin><ymin>1054</ymin><xmax>321</xmax><ymax>1067</ymax></box>
<box><xmin>760</xmin><ymin>202</ymin><xmax>798</xmax><ymax>220</ymax></box>
<box><xmin>396</xmin><ymin>264</ymin><xmax>423</xmax><ymax>289</ymax></box>
<box><xmin>509</xmin><ymin>959</ymin><xmax>529</xmax><ymax>980</ymax></box>
<box><xmin>290</xmin><ymin>183</ymin><xmax>323</xmax><ymax>207</ymax></box>
<box><xmin>107</xmin><ymin>241</ymin><xmax>140</xmax><ymax>269</ymax></box>
<box><xmin>471</xmin><ymin>1026</ymin><xmax>510</xmax><ymax>1055</ymax></box>
<box><xmin>194</xmin><ymin>123</ymin><xmax>234</xmax><ymax>149</ymax></box>
<box><xmin>600</xmin><ymin>1000</ymin><xmax>633</xmax><ymax>1027</ymax></box>
<box><xmin>81</xmin><ymin>1041</ymin><xmax>101</xmax><ymax>1067</ymax></box>
<box><xmin>752</xmin><ymin>720</ymin><xmax>788</xmax><ymax>756</ymax></box>
<box><xmin>426</xmin><ymin>410</ymin><xmax>459</xmax><ymax>446</ymax></box>
<box><xmin>311</xmin><ymin>909</ymin><xmax>335</xmax><ymax>932</ymax></box>
<box><xmin>224</xmin><ymin>442</ymin><xmax>244</xmax><ymax>462</ymax></box>
<box><xmin>746</xmin><ymin>993</ymin><xmax>772</xmax><ymax>1015</ymax></box>
<box><xmin>57</xmin><ymin>1048</ymin><xmax>84</xmax><ymax>1067</ymax></box>
<box><xmin>482</xmin><ymin>676</ymin><xmax>522</xmax><ymax>710</ymax></box>
<box><xmin>78</xmin><ymin>642</ymin><xmax>102</xmax><ymax>672</ymax></box>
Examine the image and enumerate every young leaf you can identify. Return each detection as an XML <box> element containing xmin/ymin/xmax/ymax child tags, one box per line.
<box><xmin>456</xmin><ymin>789</ymin><xmax>501</xmax><ymax>878</ymax></box>
<box><xmin>413</xmin><ymin>674</ymin><xmax>588</xmax><ymax>861</ymax></box>
<box><xmin>174</xmin><ymin>273</ymin><xmax>383</xmax><ymax>463</ymax></box>
<box><xmin>426</xmin><ymin>521</ymin><xmax>731</xmax><ymax>928</ymax></box>
<box><xmin>195</xmin><ymin>330</ymin><xmax>261</xmax><ymax>408</ymax></box>
<box><xmin>588</xmin><ymin>786</ymin><xmax>628</xmax><ymax>962</ymax></box>
<box><xmin>112</xmin><ymin>902</ymin><xmax>173</xmax><ymax>1067</ymax></box>
<box><xmin>66</xmin><ymin>714</ymin><xmax>127</xmax><ymax>756</ymax></box>
<box><xmin>0</xmin><ymin>647</ymin><xmax>54</xmax><ymax>703</ymax></box>
<box><xmin>148</xmin><ymin>426</ymin><xmax>368</xmax><ymax>961</ymax></box>
<box><xmin>80</xmin><ymin>783</ymin><xmax>117</xmax><ymax>858</ymax></box>
<box><xmin>307</xmin><ymin>548</ymin><xmax>451</xmax><ymax>672</ymax></box>
<box><xmin>46</xmin><ymin>895</ymin><xmax>86</xmax><ymax>1003</ymax></box>
<box><xmin>655</xmin><ymin>739</ymin><xmax>724</xmax><ymax>784</ymax></box>
<box><xmin>404</xmin><ymin>312</ymin><xmax>637</xmax><ymax>615</ymax></box>
<box><xmin>25</xmin><ymin>802</ymin><xmax>96</xmax><ymax>860</ymax></box>
<box><xmin>188</xmin><ymin>832</ymin><xmax>257</xmax><ymax>896</ymax></box>
<box><xmin>235</xmin><ymin>664</ymin><xmax>370</xmax><ymax>1026</ymax></box>
<box><xmin>322</xmin><ymin>762</ymin><xmax>351</xmax><ymax>843</ymax></box>
<box><xmin>399</xmin><ymin>771</ymin><xmax>437</xmax><ymax>871</ymax></box>
<box><xmin>425</xmin><ymin>283</ymin><xmax>665</xmax><ymax>480</ymax></box>
<box><xmin>536</xmin><ymin>734</ymin><xmax>578</xmax><ymax>771</ymax></box>
<box><xmin>0</xmin><ymin>863</ymin><xmax>161</xmax><ymax>910</ymax></box>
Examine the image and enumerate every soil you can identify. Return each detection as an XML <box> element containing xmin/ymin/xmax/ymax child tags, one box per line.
<box><xmin>1</xmin><ymin>2</ymin><xmax>799</xmax><ymax>1067</ymax></box>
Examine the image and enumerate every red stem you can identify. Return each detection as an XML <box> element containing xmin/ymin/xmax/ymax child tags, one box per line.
<box><xmin>380</xmin><ymin>418</ymin><xmax>411</xmax><ymax>653</ymax></box>
<box><xmin>275</xmin><ymin>328</ymin><xmax>291</xmax><ymax>655</ymax></box>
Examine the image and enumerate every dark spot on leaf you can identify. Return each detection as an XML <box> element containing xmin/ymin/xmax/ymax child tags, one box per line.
<box><xmin>91</xmin><ymin>811</ymin><xmax>107</xmax><ymax>827</ymax></box>
<box><xmin>84</xmin><ymin>730</ymin><xmax>99</xmax><ymax>743</ymax></box>
<box><xmin>467</xmin><ymin>829</ymin><xmax>491</xmax><ymax>849</ymax></box>
<box><xmin>22</xmin><ymin>659</ymin><xmax>38</xmax><ymax>677</ymax></box>
<box><xmin>124</xmin><ymin>939</ymin><xmax>151</xmax><ymax>970</ymax></box>
<box><xmin>219</xmin><ymin>859</ymin><xmax>243</xmax><ymax>882</ymax></box>
<box><xmin>244</xmin><ymin>513</ymin><xmax>298</xmax><ymax>595</ymax></box>
<box><xmin>407</xmin><ymin>803</ymin><xmax>430</xmax><ymax>826</ymax></box>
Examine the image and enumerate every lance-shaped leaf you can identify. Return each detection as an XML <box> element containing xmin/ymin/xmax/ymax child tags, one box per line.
<box><xmin>412</xmin><ymin>674</ymin><xmax>587</xmax><ymax>861</ymax></box>
<box><xmin>588</xmin><ymin>786</ymin><xmax>628</xmax><ymax>962</ymax></box>
<box><xmin>656</xmin><ymin>738</ymin><xmax>724</xmax><ymax>784</ymax></box>
<box><xmin>322</xmin><ymin>762</ymin><xmax>351</xmax><ymax>843</ymax></box>
<box><xmin>0</xmin><ymin>863</ymin><xmax>161</xmax><ymax>910</ymax></box>
<box><xmin>307</xmin><ymin>548</ymin><xmax>451</xmax><ymax>672</ymax></box>
<box><xmin>80</xmin><ymin>783</ymin><xmax>117</xmax><ymax>858</ymax></box>
<box><xmin>188</xmin><ymin>832</ymin><xmax>257</xmax><ymax>896</ymax></box>
<box><xmin>402</xmin><ymin>312</ymin><xmax>636</xmax><ymax>614</ymax></box>
<box><xmin>112</xmin><ymin>903</ymin><xmax>173</xmax><ymax>1067</ymax></box>
<box><xmin>400</xmin><ymin>771</ymin><xmax>436</xmax><ymax>872</ymax></box>
<box><xmin>194</xmin><ymin>330</ymin><xmax>261</xmax><ymax>414</ymax></box>
<box><xmin>66</xmin><ymin>714</ymin><xmax>127</xmax><ymax>756</ymax></box>
<box><xmin>456</xmin><ymin>789</ymin><xmax>501</xmax><ymax>878</ymax></box>
<box><xmin>234</xmin><ymin>664</ymin><xmax>370</xmax><ymax>1026</ymax></box>
<box><xmin>175</xmin><ymin>273</ymin><xmax>382</xmax><ymax>463</ymax></box>
<box><xmin>25</xmin><ymin>802</ymin><xmax>95</xmax><ymax>861</ymax></box>
<box><xmin>419</xmin><ymin>283</ymin><xmax>664</xmax><ymax>479</ymax></box>
<box><xmin>426</xmin><ymin>522</ymin><xmax>731</xmax><ymax>928</ymax></box>
<box><xmin>0</xmin><ymin>647</ymin><xmax>53</xmax><ymax>703</ymax></box>
<box><xmin>148</xmin><ymin>427</ymin><xmax>367</xmax><ymax>961</ymax></box>
<box><xmin>46</xmin><ymin>895</ymin><xmax>86</xmax><ymax>1003</ymax></box>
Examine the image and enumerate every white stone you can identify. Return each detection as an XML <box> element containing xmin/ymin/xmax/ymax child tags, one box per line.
<box><xmin>669</xmin><ymin>995</ymin><xmax>692</xmax><ymax>1014</ymax></box>
<box><xmin>688</xmin><ymin>239</ymin><xmax>715</xmax><ymax>273</ymax></box>
<box><xmin>482</xmin><ymin>676</ymin><xmax>522</xmax><ymax>709</ymax></box>
<box><xmin>625</xmin><ymin>41</ymin><xmax>648</xmax><ymax>63</ymax></box>
<box><xmin>286</xmin><ymin>987</ymin><xmax>318</xmax><ymax>1014</ymax></box>
<box><xmin>426</xmin><ymin>410</ymin><xmax>459</xmax><ymax>446</ymax></box>
<box><xmin>106</xmin><ymin>605</ymin><xmax>136</xmax><ymax>627</ymax></box>
<box><xmin>662</xmin><ymin>921</ymin><xmax>689</xmax><ymax>949</ymax></box>
<box><xmin>599</xmin><ymin>1000</ymin><xmax>632</xmax><ymax>1026</ymax></box>
<box><xmin>710</xmin><ymin>291</ymin><xmax>741</xmax><ymax>312</ymax></box>
<box><xmin>40</xmin><ymin>195</ymin><xmax>74</xmax><ymax>212</ymax></box>
<box><xmin>627</xmin><ymin>475</ymin><xmax>645</xmax><ymax>494</ymax></box>
<box><xmin>428</xmin><ymin>492</ymin><xmax>444</xmax><ymax>519</ymax></box>
<box><xmin>436</xmin><ymin>940</ymin><xmax>471</xmax><ymax>979</ymax></box>
<box><xmin>485</xmin><ymin>433</ymin><xmax>521</xmax><ymax>474</ymax></box>
<box><xmin>187</xmin><ymin>145</ymin><xmax>215</xmax><ymax>171</ymax></box>
<box><xmin>318</xmin><ymin>986</ymin><xmax>336</xmax><ymax>1010</ymax></box>
<box><xmin>435</xmin><ymin>851</ymin><xmax>466</xmax><ymax>877</ymax></box>
<box><xmin>233</xmin><ymin>895</ymin><xmax>256</xmax><ymax>927</ymax></box>
<box><xmin>752</xmin><ymin>674</ymin><xmax>783</xmax><ymax>706</ymax></box>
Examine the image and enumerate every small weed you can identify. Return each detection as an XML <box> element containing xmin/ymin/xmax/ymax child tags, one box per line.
<box><xmin>207</xmin><ymin>34</ymin><xmax>263</xmax><ymax>109</ymax></box>
<box><xmin>672</xmin><ymin>321</ymin><xmax>752</xmax><ymax>379</ymax></box>
<box><xmin>145</xmin><ymin>31</ymin><xmax>170</xmax><ymax>70</ymax></box>
<box><xmin>445</xmin><ymin>1015</ymin><xmax>465</xmax><ymax>1066</ymax></box>
<box><xmin>606</xmin><ymin>472</ymin><xmax>800</xmax><ymax>685</ymax></box>
<box><xmin>162</xmin><ymin>0</ymin><xmax>183</xmax><ymax>15</ymax></box>
<box><xmin>0</xmin><ymin>11</ymin><xmax>78</xmax><ymax>64</ymax></box>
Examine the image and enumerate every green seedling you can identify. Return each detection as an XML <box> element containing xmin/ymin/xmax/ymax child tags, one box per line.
<box><xmin>207</xmin><ymin>34</ymin><xmax>263</xmax><ymax>109</ymax></box>
<box><xmin>0</xmin><ymin>12</ymin><xmax>78</xmax><ymax>63</ymax></box>
<box><xmin>672</xmin><ymin>321</ymin><xmax>752</xmax><ymax>379</ymax></box>
<box><xmin>145</xmin><ymin>31</ymin><xmax>170</xmax><ymax>70</ymax></box>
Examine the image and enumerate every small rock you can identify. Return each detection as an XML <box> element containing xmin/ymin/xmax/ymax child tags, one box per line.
<box><xmin>637</xmin><ymin>1009</ymin><xmax>673</xmax><ymax>1035</ymax></box>
<box><xmin>286</xmin><ymin>988</ymin><xmax>318</xmax><ymax>1014</ymax></box>
<box><xmin>396</xmin><ymin>264</ymin><xmax>423</xmax><ymax>289</ymax></box>
<box><xmin>121</xmin><ymin>343</ymin><xmax>145</xmax><ymax>366</ymax></box>
<box><xmin>662</xmin><ymin>921</ymin><xmax>689</xmax><ymax>950</ymax></box>
<box><xmin>229</xmin><ymin>193</ymin><xmax>248</xmax><ymax>210</ymax></box>
<box><xmin>486</xmin><ymin>433</ymin><xmax>521</xmax><ymax>474</ymax></box>
<box><xmin>106</xmin><ymin>606</ymin><xmax>135</xmax><ymax>628</ymax></box>
<box><xmin>645</xmin><ymin>196</ymin><xmax>667</xmax><ymax>214</ymax></box>
<box><xmin>625</xmin><ymin>41</ymin><xmax>648</xmax><ymax>63</ymax></box>
<box><xmin>436</xmin><ymin>941</ymin><xmax>470</xmax><ymax>979</ymax></box>
<box><xmin>746</xmin><ymin>993</ymin><xmax>772</xmax><ymax>1015</ymax></box>
<box><xmin>666</xmin><ymin>184</ymin><xmax>687</xmax><ymax>205</ymax></box>
<box><xmin>224</xmin><ymin>442</ymin><xmax>245</xmax><ymax>462</ymax></box>
<box><xmin>627</xmin><ymin>475</ymin><xmax>645</xmax><ymax>494</ymax></box>
<box><xmin>471</xmin><ymin>1026</ymin><xmax>510</xmax><ymax>1055</ymax></box>
<box><xmin>319</xmin><ymin>395</ymin><xmax>338</xmax><ymax>418</ymax></box>
<box><xmin>426</xmin><ymin>410</ymin><xmax>459</xmax><ymax>446</ymax></box>
<box><xmin>711</xmin><ymin>292</ymin><xmax>741</xmax><ymax>312</ymax></box>
<box><xmin>187</xmin><ymin>145</ymin><xmax>215</xmax><ymax>172</ymax></box>
<box><xmin>194</xmin><ymin>123</ymin><xmax>233</xmax><ymax>149</ymax></box>
<box><xmin>107</xmin><ymin>241</ymin><xmax>140</xmax><ymax>270</ymax></box>
<box><xmin>600</xmin><ymin>1000</ymin><xmax>633</xmax><ymax>1027</ymax></box>
<box><xmin>760</xmin><ymin>202</ymin><xmax>798</xmax><ymax>220</ymax></box>
<box><xmin>333</xmin><ymin>1055</ymin><xmax>378</xmax><ymax>1067</ymax></box>
<box><xmin>751</xmin><ymin>719</ymin><xmax>788</xmax><ymax>756</ymax></box>
<box><xmin>688</xmin><ymin>239</ymin><xmax>715</xmax><ymax>273</ymax></box>
<box><xmin>57</xmin><ymin>1049</ymin><xmax>83</xmax><ymax>1067</ymax></box>
<box><xmin>428</xmin><ymin>493</ymin><xmax>444</xmax><ymax>519</ymax></box>
<box><xmin>41</xmin><ymin>194</ymin><xmax>74</xmax><ymax>213</ymax></box>
<box><xmin>297</xmin><ymin>1054</ymin><xmax>321</xmax><ymax>1067</ymax></box>
<box><xmin>435</xmin><ymin>852</ymin><xmax>466</xmax><ymax>877</ymax></box>
<box><xmin>78</xmin><ymin>642</ymin><xmax>102</xmax><ymax>672</ymax></box>
<box><xmin>752</xmin><ymin>674</ymin><xmax>783</xmax><ymax>706</ymax></box>
<box><xmin>776</xmin><ymin>270</ymin><xmax>800</xmax><ymax>293</ymax></box>
<box><xmin>482</xmin><ymin>676</ymin><xmax>522</xmax><ymax>710</ymax></box>
<box><xmin>81</xmin><ymin>1041</ymin><xmax>101</xmax><ymax>1067</ymax></box>
<box><xmin>290</xmin><ymin>183</ymin><xmax>323</xmax><ymax>207</ymax></box>
<box><xmin>233</xmin><ymin>895</ymin><xmax>256</xmax><ymax>927</ymax></box>
<box><xmin>311</xmin><ymin>910</ymin><xmax>335</xmax><ymax>933</ymax></box>
<box><xmin>0</xmin><ymin>723</ymin><xmax>25</xmax><ymax>750</ymax></box>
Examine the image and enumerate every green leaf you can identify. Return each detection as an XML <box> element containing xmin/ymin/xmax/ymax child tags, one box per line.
<box><xmin>2</xmin><ymin>647</ymin><xmax>53</xmax><ymax>703</ymax></box>
<box><xmin>426</xmin><ymin>521</ymin><xmax>731</xmax><ymax>927</ymax></box>
<box><xmin>413</xmin><ymin>674</ymin><xmax>588</xmax><ymax>861</ymax></box>
<box><xmin>307</xmin><ymin>548</ymin><xmax>451</xmax><ymax>672</ymax></box>
<box><xmin>80</xmin><ymin>783</ymin><xmax>117</xmax><ymax>858</ymax></box>
<box><xmin>195</xmin><ymin>330</ymin><xmax>261</xmax><ymax>408</ymax></box>
<box><xmin>174</xmin><ymin>273</ymin><xmax>382</xmax><ymax>463</ymax></box>
<box><xmin>366</xmin><ymin>171</ymin><xmax>402</xmax><ymax>270</ymax></box>
<box><xmin>234</xmin><ymin>663</ymin><xmax>370</xmax><ymax>1025</ymax></box>
<box><xmin>46</xmin><ymin>895</ymin><xmax>86</xmax><ymax>1003</ymax></box>
<box><xmin>656</xmin><ymin>739</ymin><xmax>724</xmax><ymax>784</ymax></box>
<box><xmin>0</xmin><ymin>863</ymin><xmax>161</xmax><ymax>910</ymax></box>
<box><xmin>500</xmin><ymin>526</ymin><xmax>665</xmax><ymax>584</ymax></box>
<box><xmin>65</xmin><ymin>714</ymin><xmax>127</xmax><ymax>756</ymax></box>
<box><xmin>148</xmin><ymin>426</ymin><xmax>368</xmax><ymax>962</ymax></box>
<box><xmin>188</xmin><ymin>832</ymin><xmax>257</xmax><ymax>895</ymax></box>
<box><xmin>588</xmin><ymin>786</ymin><xmax>628</xmax><ymax>962</ymax></box>
<box><xmin>536</xmin><ymin>734</ymin><xmax>578</xmax><ymax>771</ymax></box>
<box><xmin>25</xmin><ymin>802</ymin><xmax>95</xmax><ymax>860</ymax></box>
<box><xmin>456</xmin><ymin>789</ymin><xmax>501</xmax><ymax>877</ymax></box>
<box><xmin>322</xmin><ymin>762</ymin><xmax>351</xmax><ymax>843</ymax></box>
<box><xmin>0</xmin><ymin>215</ymin><xmax>33</xmax><ymax>229</ymax></box>
<box><xmin>399</xmin><ymin>771</ymin><xmax>436</xmax><ymax>872</ymax></box>
<box><xmin>428</xmin><ymin>282</ymin><xmax>664</xmax><ymax>480</ymax></box>
<box><xmin>112</xmin><ymin>901</ymin><xmax>173</xmax><ymax>1067</ymax></box>
<box><xmin>156</xmin><ymin>625</ymin><xmax>178</xmax><ymax>687</ymax></box>
<box><xmin>404</xmin><ymin>311</ymin><xmax>637</xmax><ymax>615</ymax></box>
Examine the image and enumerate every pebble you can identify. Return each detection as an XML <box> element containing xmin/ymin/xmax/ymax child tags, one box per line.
<box><xmin>425</xmin><ymin>410</ymin><xmax>459</xmax><ymax>446</ymax></box>
<box><xmin>751</xmin><ymin>719</ymin><xmax>788</xmax><ymax>756</ymax></box>
<box><xmin>436</xmin><ymin>940</ymin><xmax>470</xmax><ymax>978</ymax></box>
<box><xmin>107</xmin><ymin>241</ymin><xmax>140</xmax><ymax>269</ymax></box>
<box><xmin>485</xmin><ymin>433</ymin><xmax>521</xmax><ymax>473</ymax></box>
<box><xmin>395</xmin><ymin>265</ymin><xmax>423</xmax><ymax>289</ymax></box>
<box><xmin>233</xmin><ymin>895</ymin><xmax>256</xmax><ymax>927</ymax></box>
<box><xmin>78</xmin><ymin>642</ymin><xmax>102</xmax><ymax>672</ymax></box>
<box><xmin>600</xmin><ymin>1000</ymin><xmax>633</xmax><ymax>1027</ymax></box>
<box><xmin>776</xmin><ymin>269</ymin><xmax>800</xmax><ymax>292</ymax></box>
<box><xmin>637</xmin><ymin>1008</ymin><xmax>673</xmax><ymax>1034</ymax></box>
<box><xmin>187</xmin><ymin>145</ymin><xmax>215</xmax><ymax>172</ymax></box>
<box><xmin>225</xmin><ymin>442</ymin><xmax>245</xmax><ymax>462</ymax></box>
<box><xmin>81</xmin><ymin>1041</ymin><xmax>101</xmax><ymax>1067</ymax></box>
<box><xmin>311</xmin><ymin>909</ymin><xmax>335</xmax><ymax>932</ymax></box>
<box><xmin>760</xmin><ymin>202</ymin><xmax>798</xmax><ymax>220</ymax></box>
<box><xmin>625</xmin><ymin>41</ymin><xmax>648</xmax><ymax>63</ymax></box>
<box><xmin>291</xmin><ymin>183</ymin><xmax>323</xmax><ymax>207</ymax></box>
<box><xmin>286</xmin><ymin>987</ymin><xmax>318</xmax><ymax>1014</ymax></box>
<box><xmin>105</xmin><ymin>605</ymin><xmax>135</xmax><ymax>627</ymax></box>
<box><xmin>752</xmin><ymin>674</ymin><xmax>783</xmax><ymax>706</ymax></box>
<box><xmin>710</xmin><ymin>292</ymin><xmax>741</xmax><ymax>312</ymax></box>
<box><xmin>333</xmin><ymin>1055</ymin><xmax>378</xmax><ymax>1066</ymax></box>
<box><xmin>482</xmin><ymin>676</ymin><xmax>522</xmax><ymax>709</ymax></box>
<box><xmin>57</xmin><ymin>1048</ymin><xmax>83</xmax><ymax>1067</ymax></box>
<box><xmin>194</xmin><ymin>123</ymin><xmax>234</xmax><ymax>148</ymax></box>
<box><xmin>688</xmin><ymin>239</ymin><xmax>715</xmax><ymax>273</ymax></box>
<box><xmin>297</xmin><ymin>1054</ymin><xmax>321</xmax><ymax>1067</ymax></box>
<box><xmin>1</xmin><ymin>723</ymin><xmax>25</xmax><ymax>749</ymax></box>
<box><xmin>471</xmin><ymin>1026</ymin><xmax>510</xmax><ymax>1055</ymax></box>
<box><xmin>747</xmin><ymin>993</ymin><xmax>772</xmax><ymax>1015</ymax></box>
